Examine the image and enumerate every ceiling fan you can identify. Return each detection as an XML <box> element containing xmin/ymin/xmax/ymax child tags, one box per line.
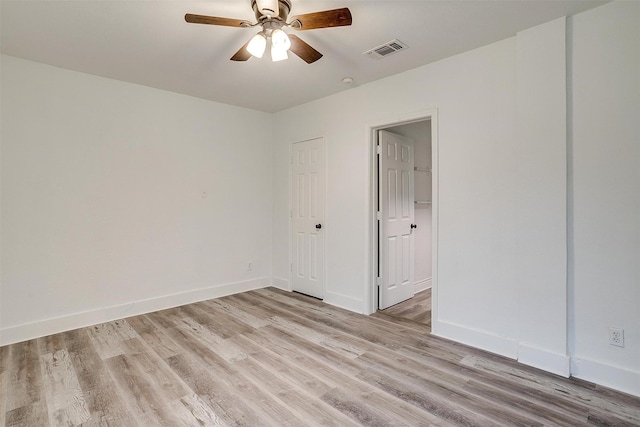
<box><xmin>185</xmin><ymin>0</ymin><xmax>352</xmax><ymax>64</ymax></box>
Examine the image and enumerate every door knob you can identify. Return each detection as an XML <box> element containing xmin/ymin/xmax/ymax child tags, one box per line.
<box><xmin>411</xmin><ymin>224</ymin><xmax>417</xmax><ymax>229</ymax></box>
<box><xmin>316</xmin><ymin>224</ymin><xmax>322</xmax><ymax>229</ymax></box>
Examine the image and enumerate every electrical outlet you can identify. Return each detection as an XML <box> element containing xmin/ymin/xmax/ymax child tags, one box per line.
<box><xmin>247</xmin><ymin>262</ymin><xmax>253</xmax><ymax>271</ymax></box>
<box><xmin>609</xmin><ymin>327</ymin><xmax>624</xmax><ymax>347</ymax></box>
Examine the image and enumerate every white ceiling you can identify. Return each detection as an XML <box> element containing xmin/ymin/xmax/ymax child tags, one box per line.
<box><xmin>1</xmin><ymin>0</ymin><xmax>607</xmax><ymax>113</ymax></box>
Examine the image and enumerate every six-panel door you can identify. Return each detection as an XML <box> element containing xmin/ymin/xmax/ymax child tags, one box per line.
<box><xmin>379</xmin><ymin>130</ymin><xmax>415</xmax><ymax>309</ymax></box>
<box><xmin>291</xmin><ymin>137</ymin><xmax>325</xmax><ymax>299</ymax></box>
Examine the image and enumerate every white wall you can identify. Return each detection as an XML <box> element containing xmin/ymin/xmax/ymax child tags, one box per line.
<box><xmin>272</xmin><ymin>1</ymin><xmax>639</xmax><ymax>397</ymax></box>
<box><xmin>569</xmin><ymin>1</ymin><xmax>640</xmax><ymax>396</ymax></box>
<box><xmin>0</xmin><ymin>55</ymin><xmax>273</xmax><ymax>345</ymax></box>
<box><xmin>273</xmin><ymin>37</ymin><xmax>521</xmax><ymax>340</ymax></box>
<box><xmin>515</xmin><ymin>18</ymin><xmax>569</xmax><ymax>376</ymax></box>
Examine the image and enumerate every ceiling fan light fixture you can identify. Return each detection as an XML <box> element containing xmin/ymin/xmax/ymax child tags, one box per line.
<box><xmin>247</xmin><ymin>32</ymin><xmax>267</xmax><ymax>58</ymax></box>
<box><xmin>271</xmin><ymin>44</ymin><xmax>289</xmax><ymax>62</ymax></box>
<box><xmin>271</xmin><ymin>29</ymin><xmax>291</xmax><ymax>51</ymax></box>
<box><xmin>255</xmin><ymin>0</ymin><xmax>279</xmax><ymax>17</ymax></box>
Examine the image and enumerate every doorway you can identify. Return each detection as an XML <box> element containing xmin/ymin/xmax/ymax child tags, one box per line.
<box><xmin>369</xmin><ymin>115</ymin><xmax>436</xmax><ymax>326</ymax></box>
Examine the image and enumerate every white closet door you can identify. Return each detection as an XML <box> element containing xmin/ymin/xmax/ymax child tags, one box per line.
<box><xmin>379</xmin><ymin>130</ymin><xmax>415</xmax><ymax>309</ymax></box>
<box><xmin>291</xmin><ymin>137</ymin><xmax>325</xmax><ymax>299</ymax></box>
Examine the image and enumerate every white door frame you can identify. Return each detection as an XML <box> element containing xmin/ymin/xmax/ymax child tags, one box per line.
<box><xmin>365</xmin><ymin>109</ymin><xmax>439</xmax><ymax>328</ymax></box>
<box><xmin>289</xmin><ymin>135</ymin><xmax>327</xmax><ymax>299</ymax></box>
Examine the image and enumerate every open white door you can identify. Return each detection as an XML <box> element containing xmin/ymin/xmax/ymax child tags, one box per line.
<box><xmin>379</xmin><ymin>130</ymin><xmax>415</xmax><ymax>309</ymax></box>
<box><xmin>291</xmin><ymin>137</ymin><xmax>325</xmax><ymax>299</ymax></box>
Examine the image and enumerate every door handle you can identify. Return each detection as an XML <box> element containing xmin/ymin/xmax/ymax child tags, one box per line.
<box><xmin>316</xmin><ymin>224</ymin><xmax>322</xmax><ymax>229</ymax></box>
<box><xmin>411</xmin><ymin>224</ymin><xmax>417</xmax><ymax>229</ymax></box>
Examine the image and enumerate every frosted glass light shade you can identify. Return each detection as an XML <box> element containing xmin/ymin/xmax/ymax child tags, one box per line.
<box><xmin>271</xmin><ymin>29</ymin><xmax>291</xmax><ymax>51</ymax></box>
<box><xmin>256</xmin><ymin>0</ymin><xmax>279</xmax><ymax>16</ymax></box>
<box><xmin>247</xmin><ymin>33</ymin><xmax>267</xmax><ymax>58</ymax></box>
<box><xmin>271</xmin><ymin>45</ymin><xmax>288</xmax><ymax>62</ymax></box>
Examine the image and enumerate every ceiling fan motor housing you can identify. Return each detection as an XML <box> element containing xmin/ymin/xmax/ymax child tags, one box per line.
<box><xmin>252</xmin><ymin>0</ymin><xmax>291</xmax><ymax>22</ymax></box>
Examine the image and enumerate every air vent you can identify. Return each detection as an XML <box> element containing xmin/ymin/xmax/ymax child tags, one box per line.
<box><xmin>363</xmin><ymin>39</ymin><xmax>408</xmax><ymax>60</ymax></box>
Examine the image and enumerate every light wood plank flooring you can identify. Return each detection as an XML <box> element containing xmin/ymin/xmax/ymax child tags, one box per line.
<box><xmin>1</xmin><ymin>287</ymin><xmax>639</xmax><ymax>426</ymax></box>
<box><xmin>375</xmin><ymin>288</ymin><xmax>431</xmax><ymax>326</ymax></box>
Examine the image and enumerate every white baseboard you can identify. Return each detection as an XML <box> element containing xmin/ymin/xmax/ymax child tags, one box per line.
<box><xmin>414</xmin><ymin>277</ymin><xmax>432</xmax><ymax>294</ymax></box>
<box><xmin>518</xmin><ymin>343</ymin><xmax>570</xmax><ymax>377</ymax></box>
<box><xmin>432</xmin><ymin>321</ymin><xmax>640</xmax><ymax>398</ymax></box>
<box><xmin>432</xmin><ymin>319</ymin><xmax>518</xmax><ymax>359</ymax></box>
<box><xmin>0</xmin><ymin>277</ymin><xmax>270</xmax><ymax>346</ymax></box>
<box><xmin>271</xmin><ymin>276</ymin><xmax>290</xmax><ymax>291</ymax></box>
<box><xmin>324</xmin><ymin>291</ymin><xmax>365</xmax><ymax>314</ymax></box>
<box><xmin>571</xmin><ymin>357</ymin><xmax>640</xmax><ymax>398</ymax></box>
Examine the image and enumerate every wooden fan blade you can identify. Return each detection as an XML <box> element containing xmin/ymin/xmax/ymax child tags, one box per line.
<box><xmin>288</xmin><ymin>34</ymin><xmax>323</xmax><ymax>64</ymax></box>
<box><xmin>230</xmin><ymin>40</ymin><xmax>252</xmax><ymax>61</ymax></box>
<box><xmin>185</xmin><ymin>13</ymin><xmax>250</xmax><ymax>28</ymax></box>
<box><xmin>290</xmin><ymin>8</ymin><xmax>352</xmax><ymax>30</ymax></box>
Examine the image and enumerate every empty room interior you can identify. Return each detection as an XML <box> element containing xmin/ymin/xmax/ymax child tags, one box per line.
<box><xmin>1</xmin><ymin>0</ymin><xmax>639</xmax><ymax>425</ymax></box>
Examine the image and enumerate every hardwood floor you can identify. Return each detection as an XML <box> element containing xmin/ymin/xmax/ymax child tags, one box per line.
<box><xmin>374</xmin><ymin>288</ymin><xmax>431</xmax><ymax>326</ymax></box>
<box><xmin>1</xmin><ymin>287</ymin><xmax>639</xmax><ymax>426</ymax></box>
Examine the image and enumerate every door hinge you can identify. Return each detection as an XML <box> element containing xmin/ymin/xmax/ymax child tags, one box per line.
<box><xmin>290</xmin><ymin>263</ymin><xmax>293</xmax><ymax>272</ymax></box>
<box><xmin>376</xmin><ymin>211</ymin><xmax>382</xmax><ymax>220</ymax></box>
<box><xmin>376</xmin><ymin>144</ymin><xmax>381</xmax><ymax>155</ymax></box>
<box><xmin>376</xmin><ymin>277</ymin><xmax>381</xmax><ymax>287</ymax></box>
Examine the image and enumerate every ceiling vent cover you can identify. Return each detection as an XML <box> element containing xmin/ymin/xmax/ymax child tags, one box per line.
<box><xmin>363</xmin><ymin>39</ymin><xmax>408</xmax><ymax>60</ymax></box>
